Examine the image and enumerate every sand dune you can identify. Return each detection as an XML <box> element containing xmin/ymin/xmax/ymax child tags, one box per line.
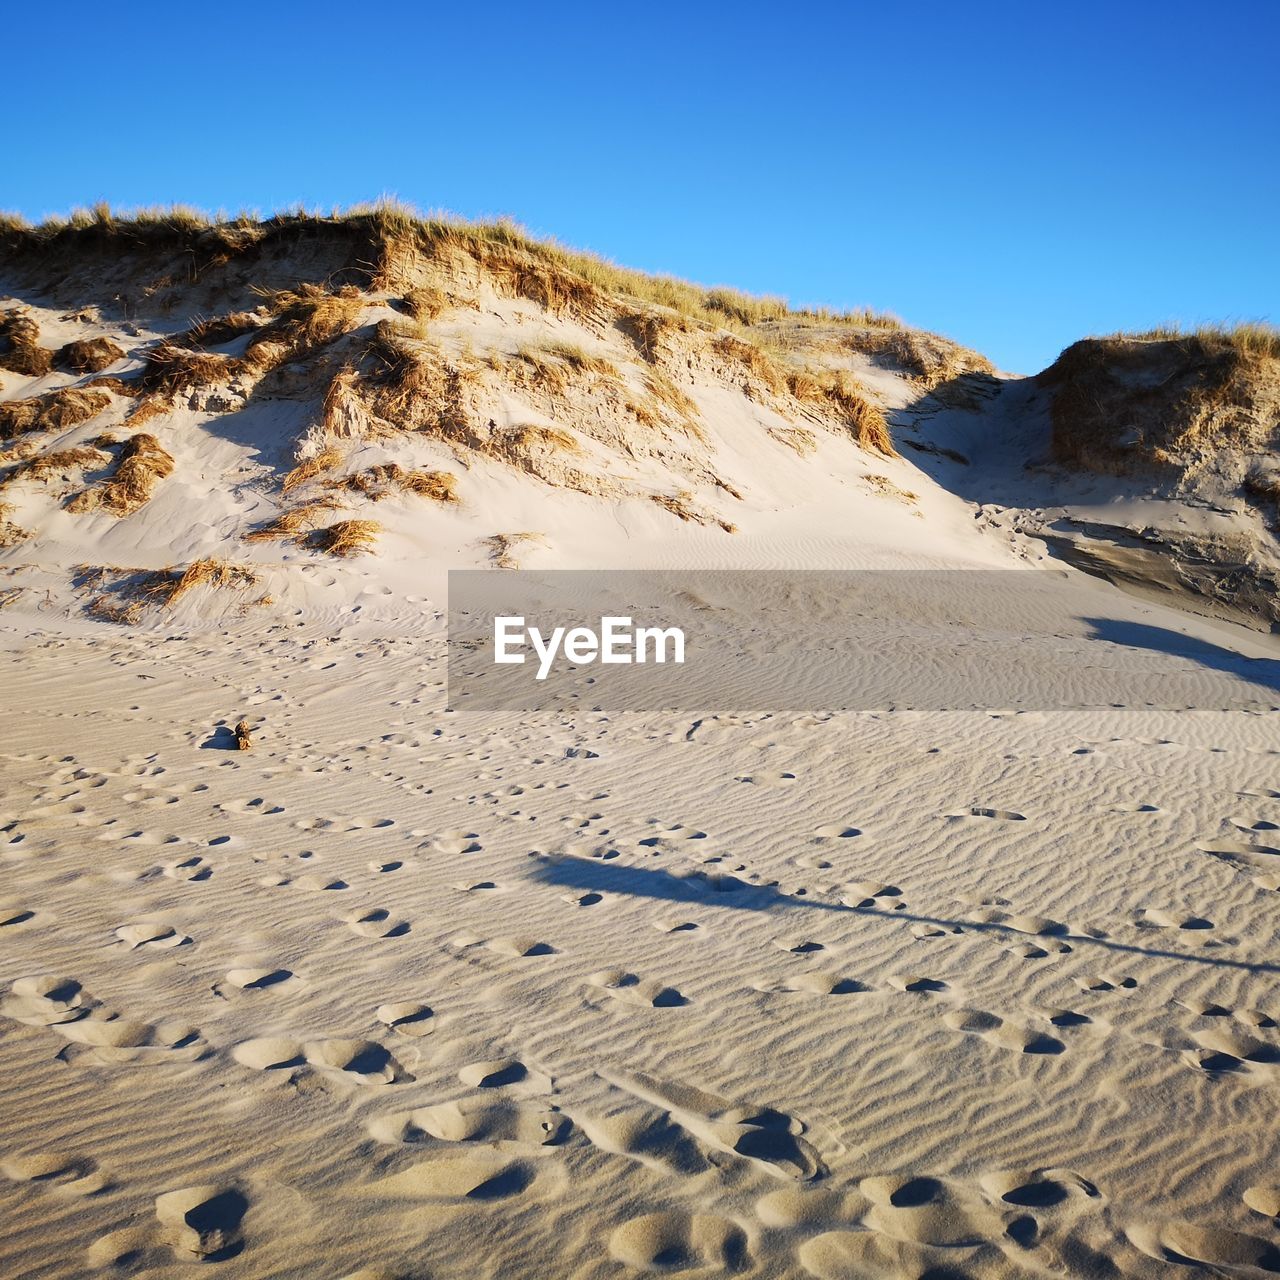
<box><xmin>3</xmin><ymin>214</ymin><xmax>1280</xmax><ymax>1277</ymax></box>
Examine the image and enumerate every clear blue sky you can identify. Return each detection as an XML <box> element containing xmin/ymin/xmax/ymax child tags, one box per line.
<box><xmin>7</xmin><ymin>1</ymin><xmax>1277</xmax><ymax>373</ymax></box>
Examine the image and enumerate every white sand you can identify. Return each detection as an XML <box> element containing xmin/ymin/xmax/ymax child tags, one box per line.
<box><xmin>3</xmin><ymin>282</ymin><xmax>1280</xmax><ymax>1278</ymax></box>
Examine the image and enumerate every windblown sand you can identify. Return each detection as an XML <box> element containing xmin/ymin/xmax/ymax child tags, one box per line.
<box><xmin>3</xmin><ymin>610</ymin><xmax>1280</xmax><ymax>1279</ymax></box>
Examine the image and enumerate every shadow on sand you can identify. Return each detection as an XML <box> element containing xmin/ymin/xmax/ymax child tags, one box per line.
<box><xmin>531</xmin><ymin>855</ymin><xmax>1280</xmax><ymax>976</ymax></box>
<box><xmin>1083</xmin><ymin>616</ymin><xmax>1280</xmax><ymax>694</ymax></box>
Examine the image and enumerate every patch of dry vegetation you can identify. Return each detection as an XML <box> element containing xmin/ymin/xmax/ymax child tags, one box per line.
<box><xmin>482</xmin><ymin>531</ymin><xmax>546</xmax><ymax>569</ymax></box>
<box><xmin>245</xmin><ymin>285</ymin><xmax>364</xmax><ymax>370</ymax></box>
<box><xmin>842</xmin><ymin>327</ymin><xmax>995</xmax><ymax>389</ymax></box>
<box><xmin>83</xmin><ymin>557</ymin><xmax>261</xmax><ymax>623</ymax></box>
<box><xmin>651</xmin><ymin>491</ymin><xmax>737</xmax><ymax>533</ymax></box>
<box><xmin>138</xmin><ymin>558</ymin><xmax>260</xmax><ymax>608</ymax></box>
<box><xmin>332</xmin><ymin>464</ymin><xmax>458</xmax><ymax>504</ymax></box>
<box><xmin>307</xmin><ymin>519</ymin><xmax>380</xmax><ymax>557</ymax></box>
<box><xmin>67</xmin><ymin>432</ymin><xmax>175</xmax><ymax>516</ymax></box>
<box><xmin>1038</xmin><ymin>324</ymin><xmax>1280</xmax><ymax>476</ymax></box>
<box><xmin>282</xmin><ymin>443</ymin><xmax>345</xmax><ymax>493</ymax></box>
<box><xmin>798</xmin><ymin>368</ymin><xmax>895</xmax><ymax>455</ymax></box>
<box><xmin>403</xmin><ymin>285</ymin><xmax>449</xmax><ymax>322</ymax></box>
<box><xmin>0</xmin><ymin>445</ymin><xmax>108</xmax><ymax>489</ymax></box>
<box><xmin>0</xmin><ymin>514</ymin><xmax>29</xmax><ymax>547</ymax></box>
<box><xmin>55</xmin><ymin>336</ymin><xmax>124</xmax><ymax>374</ymax></box>
<box><xmin>1</xmin><ymin>203</ymin><xmax>907</xmax><ymax>351</ymax></box>
<box><xmin>0</xmin><ymin>310</ymin><xmax>53</xmax><ymax>376</ymax></box>
<box><xmin>0</xmin><ymin>387</ymin><xmax>112</xmax><ymax>439</ymax></box>
<box><xmin>243</xmin><ymin>497</ymin><xmax>344</xmax><ymax>543</ymax></box>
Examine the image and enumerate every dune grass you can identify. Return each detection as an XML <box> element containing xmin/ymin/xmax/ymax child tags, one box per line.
<box><xmin>1101</xmin><ymin>322</ymin><xmax>1280</xmax><ymax>360</ymax></box>
<box><xmin>0</xmin><ymin>201</ymin><xmax>902</xmax><ymax>339</ymax></box>
<box><xmin>67</xmin><ymin>432</ymin><xmax>175</xmax><ymax>516</ymax></box>
<box><xmin>307</xmin><ymin>519</ymin><xmax>380</xmax><ymax>557</ymax></box>
<box><xmin>0</xmin><ymin>310</ymin><xmax>53</xmax><ymax>375</ymax></box>
<box><xmin>55</xmin><ymin>336</ymin><xmax>124</xmax><ymax>374</ymax></box>
<box><xmin>0</xmin><ymin>388</ymin><xmax>112</xmax><ymax>439</ymax></box>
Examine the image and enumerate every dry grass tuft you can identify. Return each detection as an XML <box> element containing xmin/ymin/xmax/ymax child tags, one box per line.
<box><xmin>0</xmin><ymin>517</ymin><xmax>29</xmax><ymax>547</ymax></box>
<box><xmin>244</xmin><ymin>497</ymin><xmax>344</xmax><ymax>542</ymax></box>
<box><xmin>1</xmin><ymin>445</ymin><xmax>109</xmax><ymax>488</ymax></box>
<box><xmin>397</xmin><ymin>467</ymin><xmax>458</xmax><ymax>502</ymax></box>
<box><xmin>0</xmin><ymin>310</ymin><xmax>53</xmax><ymax>376</ymax></box>
<box><xmin>713</xmin><ymin>335</ymin><xmax>789</xmax><ymax>396</ymax></box>
<box><xmin>807</xmin><ymin>369</ymin><xmax>895</xmax><ymax>455</ymax></box>
<box><xmin>864</xmin><ymin>474</ymin><xmax>918</xmax><ymax>502</ymax></box>
<box><xmin>482</xmin><ymin>531</ymin><xmax>546</xmax><ymax>569</ymax></box>
<box><xmin>139</xmin><ymin>558</ymin><xmax>260</xmax><ymax>608</ymax></box>
<box><xmin>0</xmin><ymin>586</ymin><xmax>25</xmax><ymax>608</ymax></box>
<box><xmin>617</xmin><ymin>310</ymin><xmax>692</xmax><ymax>363</ymax></box>
<box><xmin>364</xmin><ymin>321</ymin><xmax>477</xmax><ymax>437</ymax></box>
<box><xmin>244</xmin><ymin>285</ymin><xmax>364</xmax><ymax>371</ymax></box>
<box><xmin>181</xmin><ymin>311</ymin><xmax>261</xmax><ymax>349</ymax></box>
<box><xmin>492</xmin><ymin>423</ymin><xmax>581</xmax><ymax>460</ymax></box>
<box><xmin>768</xmin><ymin>425</ymin><xmax>818</xmax><ymax>456</ymax></box>
<box><xmin>651</xmin><ymin>491</ymin><xmax>737</xmax><ymax>533</ymax></box>
<box><xmin>842</xmin><ymin>328</ymin><xmax>994</xmax><ymax>389</ymax></box>
<box><xmin>505</xmin><ymin>340</ymin><xmax>620</xmax><ymax>397</ymax></box>
<box><xmin>403</xmin><ymin>285</ymin><xmax>449</xmax><ymax>322</ymax></box>
<box><xmin>307</xmin><ymin>519</ymin><xmax>380</xmax><ymax>557</ymax></box>
<box><xmin>55</xmin><ymin>337</ymin><xmax>124</xmax><ymax>374</ymax></box>
<box><xmin>0</xmin><ymin>387</ymin><xmax>112</xmax><ymax>439</ymax></box>
<box><xmin>332</xmin><ymin>464</ymin><xmax>458</xmax><ymax>504</ymax></box>
<box><xmin>137</xmin><ymin>342</ymin><xmax>242</xmax><ymax>398</ymax></box>
<box><xmin>282</xmin><ymin>444</ymin><xmax>344</xmax><ymax>494</ymax></box>
<box><xmin>67</xmin><ymin>432</ymin><xmax>175</xmax><ymax>516</ymax></box>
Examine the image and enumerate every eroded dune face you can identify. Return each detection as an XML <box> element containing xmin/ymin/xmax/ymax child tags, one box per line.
<box><xmin>3</xmin><ymin>216</ymin><xmax>1280</xmax><ymax>1279</ymax></box>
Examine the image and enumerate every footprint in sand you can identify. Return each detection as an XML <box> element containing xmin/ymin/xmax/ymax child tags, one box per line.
<box><xmin>369</xmin><ymin>1097</ymin><xmax>569</xmax><ymax>1146</ymax></box>
<box><xmin>950</xmin><ymin>806</ymin><xmax>1026</xmax><ymax>821</ymax></box>
<box><xmin>600</xmin><ymin>1069</ymin><xmax>827</xmax><ymax>1182</ymax></box>
<box><xmin>221</xmin><ymin>966</ymin><xmax>296</xmax><ymax>993</ymax></box>
<box><xmin>1128</xmin><ymin>1219</ymin><xmax>1280</xmax><ymax>1271</ymax></box>
<box><xmin>587</xmin><ymin>969</ymin><xmax>688</xmax><ymax>1008</ymax></box>
<box><xmin>163</xmin><ymin>855</ymin><xmax>211</xmax><ymax>882</ymax></box>
<box><xmin>233</xmin><ymin>1037</ymin><xmax>405</xmax><ymax>1084</ymax></box>
<box><xmin>609</xmin><ymin>1211</ymin><xmax>751</xmax><ymax>1272</ymax></box>
<box><xmin>979</xmin><ymin>1166</ymin><xmax>1101</xmax><ymax>1210</ymax></box>
<box><xmin>377</xmin><ymin>1002</ymin><xmax>434</xmax><ymax>1037</ymax></box>
<box><xmin>343</xmin><ymin>907</ymin><xmax>410</xmax><ymax>938</ymax></box>
<box><xmin>753</xmin><ymin>971</ymin><xmax>868</xmax><ymax>997</ymax></box>
<box><xmin>428</xmin><ymin>831</ymin><xmax>483</xmax><ymax>855</ymax></box>
<box><xmin>888</xmin><ymin>975</ymin><xmax>948</xmax><ymax>994</ymax></box>
<box><xmin>2</xmin><ymin>976</ymin><xmax>205</xmax><ymax>1063</ymax></box>
<box><xmin>1075</xmin><ymin>973</ymin><xmax>1137</xmax><ymax>992</ymax></box>
<box><xmin>943</xmin><ymin>1007</ymin><xmax>1065</xmax><ymax>1055</ymax></box>
<box><xmin>1134</xmin><ymin>907</ymin><xmax>1213</xmax><ymax>930</ymax></box>
<box><xmin>2</xmin><ymin>1152</ymin><xmax>109</xmax><ymax>1196</ymax></box>
<box><xmin>485</xmin><ymin>936</ymin><xmax>557</xmax><ymax>957</ymax></box>
<box><xmin>155</xmin><ymin>1184</ymin><xmax>249</xmax><ymax>1261</ymax></box>
<box><xmin>1179</xmin><ymin>998</ymin><xmax>1274</xmax><ymax>1028</ymax></box>
<box><xmin>364</xmin><ymin>1150</ymin><xmax>542</xmax><ymax>1202</ymax></box>
<box><xmin>842</xmin><ymin>881</ymin><xmax>903</xmax><ymax>907</ymax></box>
<box><xmin>813</xmin><ymin>823</ymin><xmax>861</xmax><ymax>839</ymax></box>
<box><xmin>734</xmin><ymin>770</ymin><xmax>797</xmax><ymax>788</ymax></box>
<box><xmin>458</xmin><ymin>1057</ymin><xmax>553</xmax><ymax>1093</ymax></box>
<box><xmin>115</xmin><ymin>921</ymin><xmax>191</xmax><ymax>950</ymax></box>
<box><xmin>1186</xmin><ymin>1026</ymin><xmax>1280</xmax><ymax>1076</ymax></box>
<box><xmin>296</xmin><ymin>872</ymin><xmax>349</xmax><ymax>891</ymax></box>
